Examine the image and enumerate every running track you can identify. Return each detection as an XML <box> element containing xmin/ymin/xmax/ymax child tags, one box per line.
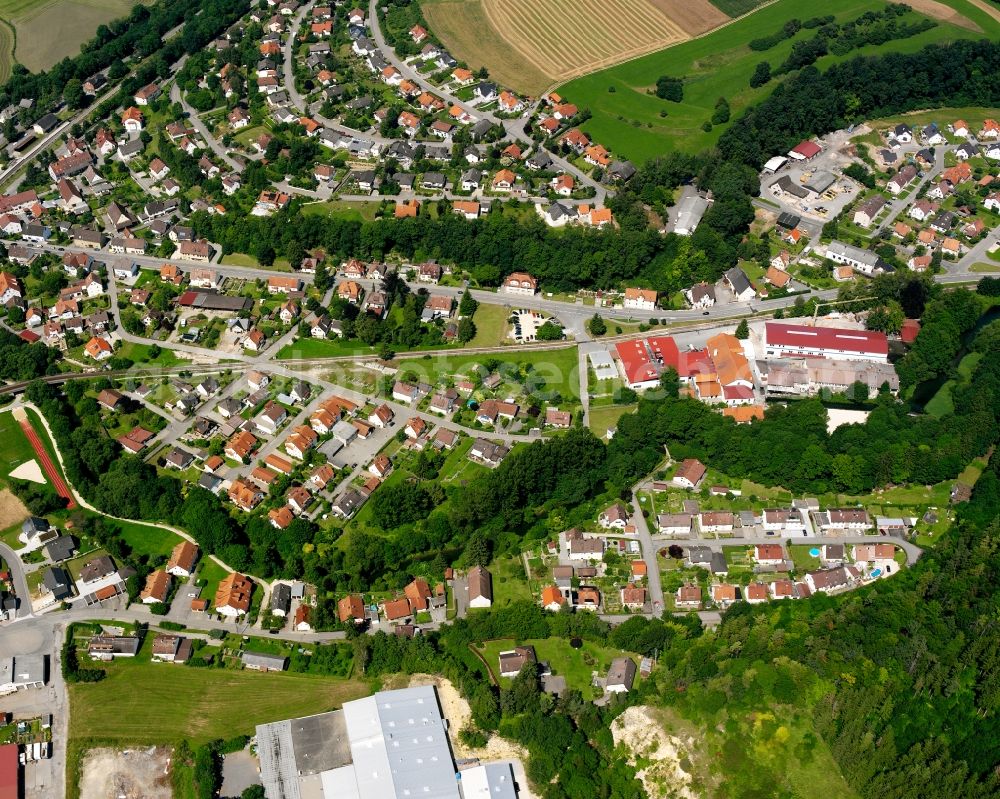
<box><xmin>19</xmin><ymin>416</ymin><xmax>76</xmax><ymax>509</ymax></box>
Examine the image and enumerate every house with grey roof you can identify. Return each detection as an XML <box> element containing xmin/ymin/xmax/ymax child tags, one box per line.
<box><xmin>242</xmin><ymin>651</ymin><xmax>287</xmax><ymax>672</ymax></box>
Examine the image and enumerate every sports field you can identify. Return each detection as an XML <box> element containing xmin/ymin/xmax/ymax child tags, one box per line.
<box><xmin>423</xmin><ymin>0</ymin><xmax>727</xmax><ymax>95</ymax></box>
<box><xmin>559</xmin><ymin>0</ymin><xmax>1000</xmax><ymax>162</ymax></box>
<box><xmin>0</xmin><ymin>0</ymin><xmax>139</xmax><ymax>73</ymax></box>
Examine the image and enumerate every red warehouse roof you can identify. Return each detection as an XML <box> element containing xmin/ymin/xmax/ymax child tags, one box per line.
<box><xmin>765</xmin><ymin>322</ymin><xmax>888</xmax><ymax>357</ymax></box>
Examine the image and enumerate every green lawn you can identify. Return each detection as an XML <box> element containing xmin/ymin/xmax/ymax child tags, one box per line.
<box><xmin>437</xmin><ymin>436</ymin><xmax>488</xmax><ymax>485</ymax></box>
<box><xmin>404</xmin><ymin>346</ymin><xmax>581</xmax><ymax>401</ymax></box>
<box><xmin>301</xmin><ymin>200</ymin><xmax>380</xmax><ymax>222</ymax></box>
<box><xmin>116</xmin><ymin>342</ymin><xmax>188</xmax><ymax>367</ymax></box>
<box><xmin>278</xmin><ymin>336</ymin><xmax>379</xmax><ymax>359</ymax></box>
<box><xmin>68</xmin><ymin>655</ymin><xmax>368</xmax><ymax>743</ymax></box>
<box><xmin>0</xmin><ymin>410</ymin><xmax>36</xmax><ymax>480</ymax></box>
<box><xmin>559</xmin><ymin>0</ymin><xmax>999</xmax><ymax>161</ymax></box>
<box><xmin>107</xmin><ymin>519</ymin><xmax>184</xmax><ymax>559</ymax></box>
<box><xmin>468</xmin><ymin>304</ymin><xmax>511</xmax><ymax>347</ymax></box>
<box><xmin>219</xmin><ymin>253</ymin><xmax>292</xmax><ymax>271</ymax></box>
<box><xmin>924</xmin><ymin>352</ymin><xmax>982</xmax><ymax>418</ymax></box>
<box><xmin>788</xmin><ymin>545</ymin><xmax>821</xmax><ymax>575</ymax></box>
<box><xmin>475</xmin><ymin>637</ymin><xmax>639</xmax><ymax>698</ymax></box>
<box><xmin>971</xmin><ymin>263</ymin><xmax>1000</xmax><ymax>273</ymax></box>
<box><xmin>587</xmin><ymin>403</ymin><xmax>634</xmax><ymax>437</ymax></box>
<box><xmin>0</xmin><ymin>521</ymin><xmax>23</xmax><ymax>549</ymax></box>
<box><xmin>489</xmin><ymin>555</ymin><xmax>534</xmax><ymax>607</ymax></box>
<box><xmin>68</xmin><ymin>652</ymin><xmax>368</xmax><ymax>796</ymax></box>
<box><xmin>194</xmin><ymin>558</ymin><xmax>230</xmax><ymax>608</ymax></box>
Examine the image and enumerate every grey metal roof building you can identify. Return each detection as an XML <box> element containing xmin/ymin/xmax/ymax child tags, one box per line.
<box><xmin>44</xmin><ymin>535</ymin><xmax>76</xmax><ymax>562</ymax></box>
<box><xmin>673</xmin><ymin>195</ymin><xmax>709</xmax><ymax>235</ymax></box>
<box><xmin>270</xmin><ymin>583</ymin><xmax>291</xmax><ymax>615</ymax></box>
<box><xmin>257</xmin><ymin>686</ymin><xmax>467</xmax><ymax>799</ymax></box>
<box><xmin>803</xmin><ymin>170</ymin><xmax>836</xmax><ymax>194</ymax></box>
<box><xmin>242</xmin><ymin>651</ymin><xmax>287</xmax><ymax>672</ymax></box>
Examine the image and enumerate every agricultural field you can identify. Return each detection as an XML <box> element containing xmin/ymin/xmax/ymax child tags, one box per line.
<box><xmin>559</xmin><ymin>0</ymin><xmax>1000</xmax><ymax>162</ymax></box>
<box><xmin>0</xmin><ymin>0</ymin><xmax>141</xmax><ymax>74</ymax></box>
<box><xmin>422</xmin><ymin>0</ymin><xmax>727</xmax><ymax>95</ymax></box>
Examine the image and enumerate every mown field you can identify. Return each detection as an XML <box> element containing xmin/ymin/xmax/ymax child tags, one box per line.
<box><xmin>559</xmin><ymin>0</ymin><xmax>1000</xmax><ymax>162</ymax></box>
<box><xmin>422</xmin><ymin>0</ymin><xmax>727</xmax><ymax>95</ymax></box>
<box><xmin>69</xmin><ymin>659</ymin><xmax>368</xmax><ymax>743</ymax></box>
<box><xmin>0</xmin><ymin>0</ymin><xmax>141</xmax><ymax>74</ymax></box>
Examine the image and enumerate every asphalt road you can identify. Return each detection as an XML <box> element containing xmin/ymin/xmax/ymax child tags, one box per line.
<box><xmin>0</xmin><ymin>541</ymin><xmax>33</xmax><ymax>620</ymax></box>
<box><xmin>628</xmin><ymin>496</ymin><xmax>665</xmax><ymax>612</ymax></box>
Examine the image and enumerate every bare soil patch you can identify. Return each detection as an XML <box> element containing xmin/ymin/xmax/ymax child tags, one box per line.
<box><xmin>79</xmin><ymin>746</ymin><xmax>173</xmax><ymax>799</ymax></box>
<box><xmin>903</xmin><ymin>0</ymin><xmax>981</xmax><ymax>30</ymax></box>
<box><xmin>0</xmin><ymin>487</ymin><xmax>29</xmax><ymax>530</ymax></box>
<box><xmin>649</xmin><ymin>0</ymin><xmax>728</xmax><ymax>35</ymax></box>
<box><xmin>8</xmin><ymin>458</ymin><xmax>45</xmax><ymax>484</ymax></box>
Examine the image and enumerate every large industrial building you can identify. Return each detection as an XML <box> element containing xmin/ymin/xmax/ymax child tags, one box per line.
<box><xmin>256</xmin><ymin>686</ymin><xmax>519</xmax><ymax>799</ymax></box>
<box><xmin>762</xmin><ymin>322</ymin><xmax>889</xmax><ymax>362</ymax></box>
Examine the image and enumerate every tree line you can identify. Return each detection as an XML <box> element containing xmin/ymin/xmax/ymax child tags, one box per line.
<box><xmin>720</xmin><ymin>38</ymin><xmax>1000</xmax><ymax>169</ymax></box>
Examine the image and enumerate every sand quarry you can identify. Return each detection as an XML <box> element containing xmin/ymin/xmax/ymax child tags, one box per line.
<box><xmin>611</xmin><ymin>705</ymin><xmax>698</xmax><ymax>799</ymax></box>
<box><xmin>79</xmin><ymin>746</ymin><xmax>173</xmax><ymax>799</ymax></box>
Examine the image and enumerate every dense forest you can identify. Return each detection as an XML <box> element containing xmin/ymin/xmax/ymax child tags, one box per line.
<box><xmin>718</xmin><ymin>38</ymin><xmax>1000</xmax><ymax>169</ymax></box>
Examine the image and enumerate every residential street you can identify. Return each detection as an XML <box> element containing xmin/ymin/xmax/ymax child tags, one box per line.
<box><xmin>629</xmin><ymin>494</ymin><xmax>665</xmax><ymax>612</ymax></box>
<box><xmin>169</xmin><ymin>80</ymin><xmax>242</xmax><ymax>172</ymax></box>
<box><xmin>0</xmin><ymin>541</ymin><xmax>33</xmax><ymax>620</ymax></box>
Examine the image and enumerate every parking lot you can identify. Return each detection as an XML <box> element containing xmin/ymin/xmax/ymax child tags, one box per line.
<box><xmin>509</xmin><ymin>309</ymin><xmax>554</xmax><ymax>342</ymax></box>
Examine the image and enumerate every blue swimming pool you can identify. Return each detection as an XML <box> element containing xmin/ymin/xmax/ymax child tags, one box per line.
<box><xmin>809</xmin><ymin>547</ymin><xmax>821</xmax><ymax>557</ymax></box>
<box><xmin>871</xmin><ymin>568</ymin><xmax>883</xmax><ymax>578</ymax></box>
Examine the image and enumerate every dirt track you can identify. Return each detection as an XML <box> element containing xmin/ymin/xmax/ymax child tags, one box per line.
<box><xmin>904</xmin><ymin>0</ymin><xmax>981</xmax><ymax>31</ymax></box>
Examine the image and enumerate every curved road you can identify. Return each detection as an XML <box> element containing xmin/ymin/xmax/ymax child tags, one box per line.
<box><xmin>169</xmin><ymin>79</ymin><xmax>242</xmax><ymax>172</ymax></box>
<box><xmin>0</xmin><ymin>541</ymin><xmax>32</xmax><ymax>620</ymax></box>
